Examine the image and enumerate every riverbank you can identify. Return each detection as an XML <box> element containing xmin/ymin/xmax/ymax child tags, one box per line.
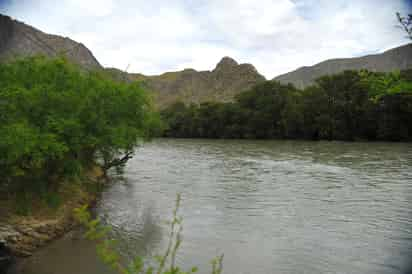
<box><xmin>0</xmin><ymin>166</ymin><xmax>105</xmax><ymax>272</ymax></box>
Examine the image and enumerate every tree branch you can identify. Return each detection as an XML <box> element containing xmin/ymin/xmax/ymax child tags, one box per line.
<box><xmin>102</xmin><ymin>151</ymin><xmax>134</xmax><ymax>171</ymax></box>
<box><xmin>397</xmin><ymin>12</ymin><xmax>412</xmax><ymax>40</ymax></box>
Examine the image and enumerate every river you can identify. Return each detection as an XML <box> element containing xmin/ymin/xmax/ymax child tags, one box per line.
<box><xmin>8</xmin><ymin>139</ymin><xmax>412</xmax><ymax>274</ymax></box>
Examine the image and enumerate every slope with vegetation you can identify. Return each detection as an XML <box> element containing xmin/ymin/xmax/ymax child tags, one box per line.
<box><xmin>106</xmin><ymin>57</ymin><xmax>266</xmax><ymax>108</ymax></box>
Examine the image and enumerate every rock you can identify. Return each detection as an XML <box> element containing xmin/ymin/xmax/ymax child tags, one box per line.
<box><xmin>0</xmin><ymin>168</ymin><xmax>101</xmax><ymax>274</ymax></box>
<box><xmin>0</xmin><ymin>205</ymin><xmax>83</xmax><ymax>257</ymax></box>
<box><xmin>214</xmin><ymin>56</ymin><xmax>239</xmax><ymax>71</ymax></box>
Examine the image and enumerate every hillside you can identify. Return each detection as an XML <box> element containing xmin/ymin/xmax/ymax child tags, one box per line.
<box><xmin>104</xmin><ymin>57</ymin><xmax>266</xmax><ymax>107</ymax></box>
<box><xmin>274</xmin><ymin>43</ymin><xmax>412</xmax><ymax>89</ymax></box>
<box><xmin>130</xmin><ymin>57</ymin><xmax>265</xmax><ymax>107</ymax></box>
<box><xmin>0</xmin><ymin>14</ymin><xmax>101</xmax><ymax>69</ymax></box>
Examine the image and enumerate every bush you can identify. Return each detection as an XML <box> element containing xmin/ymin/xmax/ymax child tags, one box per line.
<box><xmin>0</xmin><ymin>56</ymin><xmax>160</xmax><ymax>199</ymax></box>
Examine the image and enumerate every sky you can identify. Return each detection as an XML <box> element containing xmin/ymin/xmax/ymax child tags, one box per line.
<box><xmin>0</xmin><ymin>0</ymin><xmax>411</xmax><ymax>78</ymax></box>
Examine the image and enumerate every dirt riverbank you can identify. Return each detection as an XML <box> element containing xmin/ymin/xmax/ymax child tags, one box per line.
<box><xmin>0</xmin><ymin>166</ymin><xmax>104</xmax><ymax>273</ymax></box>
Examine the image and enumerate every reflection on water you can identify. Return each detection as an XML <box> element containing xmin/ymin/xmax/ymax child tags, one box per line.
<box><xmin>9</xmin><ymin>139</ymin><xmax>412</xmax><ymax>274</ymax></box>
<box><xmin>7</xmin><ymin>199</ymin><xmax>162</xmax><ymax>274</ymax></box>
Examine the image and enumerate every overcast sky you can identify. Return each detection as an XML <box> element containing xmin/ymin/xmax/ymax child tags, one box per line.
<box><xmin>1</xmin><ymin>0</ymin><xmax>411</xmax><ymax>78</ymax></box>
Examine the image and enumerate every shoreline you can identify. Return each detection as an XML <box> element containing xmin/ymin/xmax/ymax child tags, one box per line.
<box><xmin>0</xmin><ymin>166</ymin><xmax>105</xmax><ymax>273</ymax></box>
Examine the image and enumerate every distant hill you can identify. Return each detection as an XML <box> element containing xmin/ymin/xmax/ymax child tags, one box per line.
<box><xmin>122</xmin><ymin>57</ymin><xmax>266</xmax><ymax>107</ymax></box>
<box><xmin>105</xmin><ymin>57</ymin><xmax>266</xmax><ymax>107</ymax></box>
<box><xmin>0</xmin><ymin>14</ymin><xmax>101</xmax><ymax>69</ymax></box>
<box><xmin>274</xmin><ymin>44</ymin><xmax>412</xmax><ymax>89</ymax></box>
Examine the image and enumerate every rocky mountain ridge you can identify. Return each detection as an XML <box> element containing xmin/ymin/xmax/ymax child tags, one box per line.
<box><xmin>129</xmin><ymin>56</ymin><xmax>266</xmax><ymax>107</ymax></box>
<box><xmin>0</xmin><ymin>14</ymin><xmax>101</xmax><ymax>70</ymax></box>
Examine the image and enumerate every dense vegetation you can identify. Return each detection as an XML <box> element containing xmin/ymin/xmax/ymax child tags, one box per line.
<box><xmin>161</xmin><ymin>70</ymin><xmax>412</xmax><ymax>141</ymax></box>
<box><xmin>0</xmin><ymin>56</ymin><xmax>160</xmax><ymax>206</ymax></box>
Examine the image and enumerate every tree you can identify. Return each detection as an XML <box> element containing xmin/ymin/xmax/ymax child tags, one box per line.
<box><xmin>0</xmin><ymin>56</ymin><xmax>160</xmax><ymax>197</ymax></box>
<box><xmin>377</xmin><ymin>93</ymin><xmax>412</xmax><ymax>141</ymax></box>
<box><xmin>160</xmin><ymin>70</ymin><xmax>412</xmax><ymax>141</ymax></box>
<box><xmin>302</xmin><ymin>71</ymin><xmax>371</xmax><ymax>140</ymax></box>
<box><xmin>397</xmin><ymin>12</ymin><xmax>412</xmax><ymax>40</ymax></box>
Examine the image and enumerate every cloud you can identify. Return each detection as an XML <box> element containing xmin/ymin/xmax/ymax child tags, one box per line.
<box><xmin>1</xmin><ymin>0</ymin><xmax>410</xmax><ymax>78</ymax></box>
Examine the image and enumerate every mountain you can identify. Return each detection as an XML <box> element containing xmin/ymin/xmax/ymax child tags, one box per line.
<box><xmin>3</xmin><ymin>13</ymin><xmax>412</xmax><ymax>107</ymax></box>
<box><xmin>0</xmin><ymin>14</ymin><xmax>101</xmax><ymax>69</ymax></box>
<box><xmin>0</xmin><ymin>14</ymin><xmax>265</xmax><ymax>108</ymax></box>
<box><xmin>105</xmin><ymin>57</ymin><xmax>265</xmax><ymax>107</ymax></box>
<box><xmin>274</xmin><ymin>43</ymin><xmax>412</xmax><ymax>89</ymax></box>
<box><xmin>125</xmin><ymin>57</ymin><xmax>266</xmax><ymax>107</ymax></box>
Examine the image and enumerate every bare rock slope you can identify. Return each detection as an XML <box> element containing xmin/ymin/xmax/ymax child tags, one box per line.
<box><xmin>0</xmin><ymin>14</ymin><xmax>101</xmax><ymax>69</ymax></box>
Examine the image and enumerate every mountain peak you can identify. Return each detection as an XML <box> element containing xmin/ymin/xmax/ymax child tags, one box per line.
<box><xmin>215</xmin><ymin>56</ymin><xmax>238</xmax><ymax>70</ymax></box>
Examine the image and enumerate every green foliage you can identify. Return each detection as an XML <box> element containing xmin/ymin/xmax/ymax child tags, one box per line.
<box><xmin>0</xmin><ymin>56</ymin><xmax>160</xmax><ymax>203</ymax></box>
<box><xmin>303</xmin><ymin>71</ymin><xmax>371</xmax><ymax>140</ymax></box>
<box><xmin>161</xmin><ymin>69</ymin><xmax>412</xmax><ymax>141</ymax></box>
<box><xmin>358</xmin><ymin>70</ymin><xmax>412</xmax><ymax>99</ymax></box>
<box><xmin>74</xmin><ymin>194</ymin><xmax>224</xmax><ymax>274</ymax></box>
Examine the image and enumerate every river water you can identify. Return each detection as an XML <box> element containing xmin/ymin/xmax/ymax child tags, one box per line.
<box><xmin>9</xmin><ymin>139</ymin><xmax>412</xmax><ymax>274</ymax></box>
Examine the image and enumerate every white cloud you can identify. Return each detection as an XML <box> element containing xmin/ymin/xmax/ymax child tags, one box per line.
<box><xmin>65</xmin><ymin>0</ymin><xmax>114</xmax><ymax>17</ymax></box>
<box><xmin>1</xmin><ymin>0</ymin><xmax>411</xmax><ymax>78</ymax></box>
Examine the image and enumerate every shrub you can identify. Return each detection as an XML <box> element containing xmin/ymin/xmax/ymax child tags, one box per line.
<box><xmin>0</xmin><ymin>56</ymin><xmax>160</xmax><ymax>200</ymax></box>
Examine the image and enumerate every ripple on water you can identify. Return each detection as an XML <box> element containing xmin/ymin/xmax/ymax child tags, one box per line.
<box><xmin>9</xmin><ymin>139</ymin><xmax>412</xmax><ymax>274</ymax></box>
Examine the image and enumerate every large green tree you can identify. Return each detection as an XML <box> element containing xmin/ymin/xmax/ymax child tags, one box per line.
<box><xmin>0</xmin><ymin>56</ymin><xmax>159</xmax><ymax>195</ymax></box>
